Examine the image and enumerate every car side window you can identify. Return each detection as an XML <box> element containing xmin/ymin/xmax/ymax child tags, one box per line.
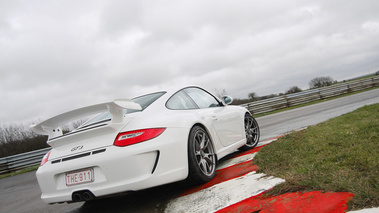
<box><xmin>184</xmin><ymin>87</ymin><xmax>221</xmax><ymax>108</ymax></box>
<box><xmin>166</xmin><ymin>90</ymin><xmax>198</xmax><ymax>110</ymax></box>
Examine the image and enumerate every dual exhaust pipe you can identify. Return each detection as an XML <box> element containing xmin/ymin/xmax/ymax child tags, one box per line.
<box><xmin>72</xmin><ymin>190</ymin><xmax>95</xmax><ymax>202</ymax></box>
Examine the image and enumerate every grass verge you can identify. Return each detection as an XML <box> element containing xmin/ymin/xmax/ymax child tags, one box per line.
<box><xmin>0</xmin><ymin>165</ymin><xmax>39</xmax><ymax>179</ymax></box>
<box><xmin>254</xmin><ymin>103</ymin><xmax>379</xmax><ymax>210</ymax></box>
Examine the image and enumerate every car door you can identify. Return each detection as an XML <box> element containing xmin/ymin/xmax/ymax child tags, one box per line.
<box><xmin>183</xmin><ymin>87</ymin><xmax>244</xmax><ymax>147</ymax></box>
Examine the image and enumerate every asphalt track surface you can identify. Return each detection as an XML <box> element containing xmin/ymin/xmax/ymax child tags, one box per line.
<box><xmin>1</xmin><ymin>88</ymin><xmax>378</xmax><ymax>213</ymax></box>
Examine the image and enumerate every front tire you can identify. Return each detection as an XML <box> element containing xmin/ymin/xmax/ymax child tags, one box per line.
<box><xmin>187</xmin><ymin>126</ymin><xmax>216</xmax><ymax>184</ymax></box>
<box><xmin>241</xmin><ymin>114</ymin><xmax>260</xmax><ymax>150</ymax></box>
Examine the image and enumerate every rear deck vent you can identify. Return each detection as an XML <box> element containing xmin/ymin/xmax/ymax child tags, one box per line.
<box><xmin>62</xmin><ymin>152</ymin><xmax>91</xmax><ymax>162</ymax></box>
<box><xmin>51</xmin><ymin>159</ymin><xmax>61</xmax><ymax>164</ymax></box>
<box><xmin>92</xmin><ymin>149</ymin><xmax>106</xmax><ymax>155</ymax></box>
<box><xmin>50</xmin><ymin>148</ymin><xmax>107</xmax><ymax>164</ymax></box>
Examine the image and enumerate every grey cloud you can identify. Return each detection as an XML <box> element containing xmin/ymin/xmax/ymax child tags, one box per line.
<box><xmin>1</xmin><ymin>0</ymin><xmax>379</xmax><ymax>123</ymax></box>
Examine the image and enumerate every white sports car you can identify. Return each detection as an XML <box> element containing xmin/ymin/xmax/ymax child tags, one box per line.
<box><xmin>31</xmin><ymin>86</ymin><xmax>260</xmax><ymax>204</ymax></box>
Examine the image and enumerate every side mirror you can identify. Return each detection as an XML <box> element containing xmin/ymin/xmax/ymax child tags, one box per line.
<box><xmin>222</xmin><ymin>95</ymin><xmax>233</xmax><ymax>105</ymax></box>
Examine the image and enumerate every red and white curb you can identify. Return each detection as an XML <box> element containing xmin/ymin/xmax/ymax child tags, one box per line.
<box><xmin>166</xmin><ymin>172</ymin><xmax>284</xmax><ymax>212</ymax></box>
<box><xmin>164</xmin><ymin>136</ymin><xmax>366</xmax><ymax>213</ymax></box>
<box><xmin>165</xmin><ymin>138</ymin><xmax>283</xmax><ymax>213</ymax></box>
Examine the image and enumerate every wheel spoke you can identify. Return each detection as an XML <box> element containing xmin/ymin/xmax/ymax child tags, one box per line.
<box><xmin>195</xmin><ymin>135</ymin><xmax>201</xmax><ymax>148</ymax></box>
<box><xmin>200</xmin><ymin>133</ymin><xmax>206</xmax><ymax>149</ymax></box>
<box><xmin>192</xmin><ymin>129</ymin><xmax>216</xmax><ymax>176</ymax></box>
<box><xmin>195</xmin><ymin>142</ymin><xmax>201</xmax><ymax>154</ymax></box>
<box><xmin>199</xmin><ymin>159</ymin><xmax>208</xmax><ymax>173</ymax></box>
<box><xmin>244</xmin><ymin>116</ymin><xmax>259</xmax><ymax>148</ymax></box>
<box><xmin>203</xmin><ymin>139</ymin><xmax>210</xmax><ymax>151</ymax></box>
<box><xmin>204</xmin><ymin>155</ymin><xmax>215</xmax><ymax>165</ymax></box>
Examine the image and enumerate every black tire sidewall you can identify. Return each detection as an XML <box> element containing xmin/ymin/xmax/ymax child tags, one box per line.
<box><xmin>241</xmin><ymin>114</ymin><xmax>260</xmax><ymax>150</ymax></box>
<box><xmin>187</xmin><ymin>126</ymin><xmax>216</xmax><ymax>184</ymax></box>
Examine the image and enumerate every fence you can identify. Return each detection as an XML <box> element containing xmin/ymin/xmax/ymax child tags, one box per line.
<box><xmin>245</xmin><ymin>76</ymin><xmax>379</xmax><ymax>115</ymax></box>
<box><xmin>0</xmin><ymin>147</ymin><xmax>50</xmax><ymax>174</ymax></box>
<box><xmin>1</xmin><ymin>75</ymin><xmax>378</xmax><ymax>174</ymax></box>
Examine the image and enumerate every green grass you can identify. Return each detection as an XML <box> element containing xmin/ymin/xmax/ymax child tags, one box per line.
<box><xmin>0</xmin><ymin>165</ymin><xmax>39</xmax><ymax>179</ymax></box>
<box><xmin>254</xmin><ymin>103</ymin><xmax>379</xmax><ymax>210</ymax></box>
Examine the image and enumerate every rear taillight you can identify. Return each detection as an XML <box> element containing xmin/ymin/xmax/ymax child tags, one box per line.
<box><xmin>40</xmin><ymin>151</ymin><xmax>51</xmax><ymax>166</ymax></box>
<box><xmin>114</xmin><ymin>128</ymin><xmax>166</xmax><ymax>147</ymax></box>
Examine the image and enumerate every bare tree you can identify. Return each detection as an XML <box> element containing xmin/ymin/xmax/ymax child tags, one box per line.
<box><xmin>248</xmin><ymin>92</ymin><xmax>258</xmax><ymax>101</ymax></box>
<box><xmin>309</xmin><ymin>76</ymin><xmax>334</xmax><ymax>89</ymax></box>
<box><xmin>62</xmin><ymin>118</ymin><xmax>89</xmax><ymax>133</ymax></box>
<box><xmin>0</xmin><ymin>123</ymin><xmax>48</xmax><ymax>157</ymax></box>
<box><xmin>286</xmin><ymin>86</ymin><xmax>302</xmax><ymax>94</ymax></box>
<box><xmin>0</xmin><ymin>123</ymin><xmax>32</xmax><ymax>143</ymax></box>
<box><xmin>213</xmin><ymin>88</ymin><xmax>227</xmax><ymax>98</ymax></box>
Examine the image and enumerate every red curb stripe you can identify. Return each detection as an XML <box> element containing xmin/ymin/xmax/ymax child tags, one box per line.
<box><xmin>216</xmin><ymin>191</ymin><xmax>354</xmax><ymax>213</ymax></box>
<box><xmin>180</xmin><ymin>160</ymin><xmax>259</xmax><ymax>197</ymax></box>
<box><xmin>179</xmin><ymin>144</ymin><xmax>269</xmax><ymax>196</ymax></box>
<box><xmin>220</xmin><ymin>136</ymin><xmax>283</xmax><ymax>163</ymax></box>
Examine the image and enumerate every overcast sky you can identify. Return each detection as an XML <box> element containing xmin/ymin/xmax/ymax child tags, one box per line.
<box><xmin>1</xmin><ymin>0</ymin><xmax>379</xmax><ymax>124</ymax></box>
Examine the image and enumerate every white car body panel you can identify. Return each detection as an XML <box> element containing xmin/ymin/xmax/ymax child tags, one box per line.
<box><xmin>31</xmin><ymin>86</ymin><xmax>255</xmax><ymax>204</ymax></box>
<box><xmin>37</xmin><ymin>127</ymin><xmax>189</xmax><ymax>204</ymax></box>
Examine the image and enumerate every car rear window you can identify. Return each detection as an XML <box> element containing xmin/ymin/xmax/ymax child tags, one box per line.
<box><xmin>166</xmin><ymin>90</ymin><xmax>198</xmax><ymax>110</ymax></box>
<box><xmin>80</xmin><ymin>92</ymin><xmax>165</xmax><ymax>128</ymax></box>
<box><xmin>133</xmin><ymin>92</ymin><xmax>166</xmax><ymax>110</ymax></box>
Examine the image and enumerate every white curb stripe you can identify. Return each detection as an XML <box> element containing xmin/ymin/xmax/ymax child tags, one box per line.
<box><xmin>348</xmin><ymin>208</ymin><xmax>379</xmax><ymax>213</ymax></box>
<box><xmin>216</xmin><ymin>139</ymin><xmax>277</xmax><ymax>171</ymax></box>
<box><xmin>259</xmin><ymin>138</ymin><xmax>277</xmax><ymax>146</ymax></box>
<box><xmin>165</xmin><ymin>171</ymin><xmax>285</xmax><ymax>213</ymax></box>
<box><xmin>216</xmin><ymin>152</ymin><xmax>258</xmax><ymax>171</ymax></box>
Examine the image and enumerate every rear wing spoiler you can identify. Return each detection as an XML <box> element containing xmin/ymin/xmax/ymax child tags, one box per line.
<box><xmin>30</xmin><ymin>99</ymin><xmax>142</xmax><ymax>139</ymax></box>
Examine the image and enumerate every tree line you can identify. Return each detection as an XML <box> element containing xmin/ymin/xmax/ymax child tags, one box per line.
<box><xmin>0</xmin><ymin>123</ymin><xmax>48</xmax><ymax>158</ymax></box>
<box><xmin>0</xmin><ymin>121</ymin><xmax>84</xmax><ymax>158</ymax></box>
<box><xmin>231</xmin><ymin>75</ymin><xmax>358</xmax><ymax>105</ymax></box>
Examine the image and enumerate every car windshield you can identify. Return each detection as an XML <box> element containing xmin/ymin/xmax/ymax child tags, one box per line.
<box><xmin>79</xmin><ymin>92</ymin><xmax>165</xmax><ymax>128</ymax></box>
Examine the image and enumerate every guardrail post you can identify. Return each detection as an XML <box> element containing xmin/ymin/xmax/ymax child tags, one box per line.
<box><xmin>247</xmin><ymin>102</ymin><xmax>253</xmax><ymax>115</ymax></box>
<box><xmin>283</xmin><ymin>95</ymin><xmax>289</xmax><ymax>107</ymax></box>
<box><xmin>347</xmin><ymin>84</ymin><xmax>351</xmax><ymax>93</ymax></box>
<box><xmin>318</xmin><ymin>89</ymin><xmax>323</xmax><ymax>100</ymax></box>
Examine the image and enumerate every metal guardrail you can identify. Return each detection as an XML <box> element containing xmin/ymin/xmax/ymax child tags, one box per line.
<box><xmin>245</xmin><ymin>76</ymin><xmax>379</xmax><ymax>115</ymax></box>
<box><xmin>1</xmin><ymin>75</ymin><xmax>378</xmax><ymax>175</ymax></box>
<box><xmin>0</xmin><ymin>147</ymin><xmax>50</xmax><ymax>174</ymax></box>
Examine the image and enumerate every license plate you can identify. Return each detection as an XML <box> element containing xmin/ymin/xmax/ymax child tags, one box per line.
<box><xmin>66</xmin><ymin>169</ymin><xmax>94</xmax><ymax>186</ymax></box>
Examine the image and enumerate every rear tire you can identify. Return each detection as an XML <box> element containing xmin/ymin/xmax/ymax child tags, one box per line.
<box><xmin>187</xmin><ymin>126</ymin><xmax>216</xmax><ymax>184</ymax></box>
<box><xmin>240</xmin><ymin>114</ymin><xmax>260</xmax><ymax>150</ymax></box>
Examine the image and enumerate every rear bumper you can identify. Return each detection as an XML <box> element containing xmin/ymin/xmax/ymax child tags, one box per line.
<box><xmin>36</xmin><ymin>127</ymin><xmax>189</xmax><ymax>204</ymax></box>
